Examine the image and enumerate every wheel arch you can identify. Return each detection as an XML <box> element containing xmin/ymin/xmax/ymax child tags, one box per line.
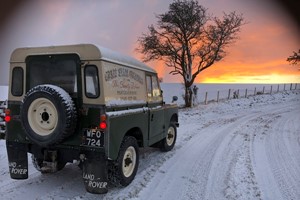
<box><xmin>107</xmin><ymin>125</ymin><xmax>145</xmax><ymax>161</ymax></box>
<box><xmin>170</xmin><ymin>113</ymin><xmax>178</xmax><ymax>123</ymax></box>
<box><xmin>124</xmin><ymin>127</ymin><xmax>144</xmax><ymax>147</ymax></box>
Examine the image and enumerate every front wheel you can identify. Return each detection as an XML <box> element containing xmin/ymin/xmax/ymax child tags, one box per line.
<box><xmin>109</xmin><ymin>136</ymin><xmax>139</xmax><ymax>186</ymax></box>
<box><xmin>160</xmin><ymin>123</ymin><xmax>177</xmax><ymax>152</ymax></box>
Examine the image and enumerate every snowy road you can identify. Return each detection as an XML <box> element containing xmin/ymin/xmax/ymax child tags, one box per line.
<box><xmin>0</xmin><ymin>91</ymin><xmax>299</xmax><ymax>200</ymax></box>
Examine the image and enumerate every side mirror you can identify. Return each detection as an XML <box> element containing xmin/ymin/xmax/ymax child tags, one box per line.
<box><xmin>172</xmin><ymin>96</ymin><xmax>178</xmax><ymax>103</ymax></box>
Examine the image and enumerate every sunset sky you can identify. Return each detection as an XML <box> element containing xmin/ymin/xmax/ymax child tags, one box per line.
<box><xmin>0</xmin><ymin>0</ymin><xmax>299</xmax><ymax>85</ymax></box>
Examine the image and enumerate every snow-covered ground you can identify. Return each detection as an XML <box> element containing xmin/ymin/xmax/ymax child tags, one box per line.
<box><xmin>0</xmin><ymin>86</ymin><xmax>8</xmax><ymax>102</ymax></box>
<box><xmin>0</xmin><ymin>90</ymin><xmax>299</xmax><ymax>200</ymax></box>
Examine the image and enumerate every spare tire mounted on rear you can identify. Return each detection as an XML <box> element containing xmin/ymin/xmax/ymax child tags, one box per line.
<box><xmin>20</xmin><ymin>84</ymin><xmax>77</xmax><ymax>146</ymax></box>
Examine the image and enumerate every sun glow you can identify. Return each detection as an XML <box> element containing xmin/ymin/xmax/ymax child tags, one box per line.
<box><xmin>202</xmin><ymin>74</ymin><xmax>300</xmax><ymax>84</ymax></box>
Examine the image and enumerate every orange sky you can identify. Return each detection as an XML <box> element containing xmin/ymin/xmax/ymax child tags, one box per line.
<box><xmin>0</xmin><ymin>0</ymin><xmax>299</xmax><ymax>85</ymax></box>
<box><xmin>134</xmin><ymin>1</ymin><xmax>300</xmax><ymax>84</ymax></box>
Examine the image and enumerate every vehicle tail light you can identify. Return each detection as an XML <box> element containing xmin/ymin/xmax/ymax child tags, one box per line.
<box><xmin>5</xmin><ymin>116</ymin><xmax>11</xmax><ymax>122</ymax></box>
<box><xmin>99</xmin><ymin>114</ymin><xmax>107</xmax><ymax>130</ymax></box>
<box><xmin>99</xmin><ymin>121</ymin><xmax>107</xmax><ymax>129</ymax></box>
<box><xmin>5</xmin><ymin>109</ymin><xmax>11</xmax><ymax>122</ymax></box>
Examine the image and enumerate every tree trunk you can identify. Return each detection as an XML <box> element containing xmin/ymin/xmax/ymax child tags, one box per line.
<box><xmin>184</xmin><ymin>85</ymin><xmax>193</xmax><ymax>107</ymax></box>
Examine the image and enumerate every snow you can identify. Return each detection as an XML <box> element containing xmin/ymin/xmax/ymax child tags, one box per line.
<box><xmin>42</xmin><ymin>84</ymin><xmax>74</xmax><ymax>107</ymax></box>
<box><xmin>160</xmin><ymin>83</ymin><xmax>299</xmax><ymax>105</ymax></box>
<box><xmin>0</xmin><ymin>86</ymin><xmax>300</xmax><ymax>199</ymax></box>
<box><xmin>107</xmin><ymin>106</ymin><xmax>163</xmax><ymax>117</ymax></box>
<box><xmin>0</xmin><ymin>86</ymin><xmax>8</xmax><ymax>101</ymax></box>
<box><xmin>106</xmin><ymin>99</ymin><xmax>146</xmax><ymax>107</ymax></box>
<box><xmin>106</xmin><ymin>107</ymin><xmax>148</xmax><ymax>117</ymax></box>
<box><xmin>96</xmin><ymin>45</ymin><xmax>156</xmax><ymax>74</ymax></box>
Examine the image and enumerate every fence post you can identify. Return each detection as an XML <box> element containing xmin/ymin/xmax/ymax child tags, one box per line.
<box><xmin>277</xmin><ymin>85</ymin><xmax>279</xmax><ymax>93</ymax></box>
<box><xmin>290</xmin><ymin>83</ymin><xmax>292</xmax><ymax>90</ymax></box>
<box><xmin>263</xmin><ymin>86</ymin><xmax>265</xmax><ymax>94</ymax></box>
<box><xmin>295</xmin><ymin>83</ymin><xmax>297</xmax><ymax>90</ymax></box>
<box><xmin>270</xmin><ymin>85</ymin><xmax>272</xmax><ymax>94</ymax></box>
<box><xmin>228</xmin><ymin>89</ymin><xmax>231</xmax><ymax>100</ymax></box>
<box><xmin>217</xmin><ymin>91</ymin><xmax>220</xmax><ymax>102</ymax></box>
<box><xmin>204</xmin><ymin>92</ymin><xmax>208</xmax><ymax>105</ymax></box>
<box><xmin>245</xmin><ymin>89</ymin><xmax>248</xmax><ymax>98</ymax></box>
<box><xmin>254</xmin><ymin>87</ymin><xmax>256</xmax><ymax>96</ymax></box>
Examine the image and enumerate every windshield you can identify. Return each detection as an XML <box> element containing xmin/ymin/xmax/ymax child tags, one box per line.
<box><xmin>26</xmin><ymin>54</ymin><xmax>79</xmax><ymax>96</ymax></box>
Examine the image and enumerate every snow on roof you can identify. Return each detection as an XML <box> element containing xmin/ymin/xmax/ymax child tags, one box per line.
<box><xmin>10</xmin><ymin>44</ymin><xmax>156</xmax><ymax>74</ymax></box>
<box><xmin>95</xmin><ymin>44</ymin><xmax>156</xmax><ymax>73</ymax></box>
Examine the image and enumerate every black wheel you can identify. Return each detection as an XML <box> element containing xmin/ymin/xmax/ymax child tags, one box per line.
<box><xmin>160</xmin><ymin>123</ymin><xmax>177</xmax><ymax>152</ymax></box>
<box><xmin>32</xmin><ymin>155</ymin><xmax>66</xmax><ymax>173</ymax></box>
<box><xmin>20</xmin><ymin>84</ymin><xmax>77</xmax><ymax>147</ymax></box>
<box><xmin>109</xmin><ymin>136</ymin><xmax>139</xmax><ymax>186</ymax></box>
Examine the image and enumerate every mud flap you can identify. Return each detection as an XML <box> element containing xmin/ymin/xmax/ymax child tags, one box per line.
<box><xmin>82</xmin><ymin>154</ymin><xmax>108</xmax><ymax>194</ymax></box>
<box><xmin>6</xmin><ymin>141</ymin><xmax>28</xmax><ymax>179</ymax></box>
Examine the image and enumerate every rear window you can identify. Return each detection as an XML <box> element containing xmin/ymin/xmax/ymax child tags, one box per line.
<box><xmin>11</xmin><ymin>67</ymin><xmax>24</xmax><ymax>96</ymax></box>
<box><xmin>84</xmin><ymin>65</ymin><xmax>100</xmax><ymax>98</ymax></box>
<box><xmin>26</xmin><ymin>54</ymin><xmax>79</xmax><ymax>96</ymax></box>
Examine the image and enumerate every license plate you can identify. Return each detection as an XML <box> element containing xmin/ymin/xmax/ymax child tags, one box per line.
<box><xmin>83</xmin><ymin>129</ymin><xmax>104</xmax><ymax>147</ymax></box>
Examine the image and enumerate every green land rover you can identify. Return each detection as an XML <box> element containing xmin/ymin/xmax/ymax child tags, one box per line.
<box><xmin>3</xmin><ymin>44</ymin><xmax>179</xmax><ymax>194</ymax></box>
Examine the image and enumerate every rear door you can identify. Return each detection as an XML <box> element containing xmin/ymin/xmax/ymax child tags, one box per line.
<box><xmin>26</xmin><ymin>54</ymin><xmax>81</xmax><ymax>101</ymax></box>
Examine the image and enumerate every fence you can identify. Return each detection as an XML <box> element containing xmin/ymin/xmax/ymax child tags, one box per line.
<box><xmin>200</xmin><ymin>83</ymin><xmax>299</xmax><ymax>105</ymax></box>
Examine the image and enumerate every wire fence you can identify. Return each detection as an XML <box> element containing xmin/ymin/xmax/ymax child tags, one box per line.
<box><xmin>198</xmin><ymin>83</ymin><xmax>299</xmax><ymax>105</ymax></box>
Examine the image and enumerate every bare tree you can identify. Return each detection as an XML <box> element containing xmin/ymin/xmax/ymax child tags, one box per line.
<box><xmin>287</xmin><ymin>49</ymin><xmax>300</xmax><ymax>66</ymax></box>
<box><xmin>137</xmin><ymin>0</ymin><xmax>245</xmax><ymax>107</ymax></box>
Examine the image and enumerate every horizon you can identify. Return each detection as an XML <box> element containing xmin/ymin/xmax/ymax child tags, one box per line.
<box><xmin>1</xmin><ymin>82</ymin><xmax>299</xmax><ymax>103</ymax></box>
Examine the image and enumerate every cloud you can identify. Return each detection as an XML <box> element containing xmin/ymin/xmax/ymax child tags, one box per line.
<box><xmin>0</xmin><ymin>0</ymin><xmax>299</xmax><ymax>85</ymax></box>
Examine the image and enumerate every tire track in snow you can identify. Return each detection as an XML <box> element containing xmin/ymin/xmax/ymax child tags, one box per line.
<box><xmin>251</xmin><ymin>102</ymin><xmax>300</xmax><ymax>200</ymax></box>
<box><xmin>205</xmin><ymin>112</ymin><xmax>265</xmax><ymax>200</ymax></box>
<box><xmin>264</xmin><ymin>109</ymin><xmax>300</xmax><ymax>199</ymax></box>
<box><xmin>195</xmin><ymin>101</ymin><xmax>299</xmax><ymax>200</ymax></box>
<box><xmin>223</xmin><ymin>128</ymin><xmax>262</xmax><ymax>200</ymax></box>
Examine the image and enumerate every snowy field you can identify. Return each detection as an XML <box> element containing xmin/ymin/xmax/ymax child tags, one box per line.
<box><xmin>0</xmin><ymin>86</ymin><xmax>8</xmax><ymax>102</ymax></box>
<box><xmin>160</xmin><ymin>83</ymin><xmax>299</xmax><ymax>105</ymax></box>
<box><xmin>0</xmin><ymin>87</ymin><xmax>300</xmax><ymax>200</ymax></box>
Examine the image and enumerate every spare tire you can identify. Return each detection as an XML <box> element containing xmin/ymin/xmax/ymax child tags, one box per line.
<box><xmin>20</xmin><ymin>84</ymin><xmax>77</xmax><ymax>147</ymax></box>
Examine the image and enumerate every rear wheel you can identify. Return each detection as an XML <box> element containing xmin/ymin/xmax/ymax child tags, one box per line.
<box><xmin>108</xmin><ymin>136</ymin><xmax>139</xmax><ymax>186</ymax></box>
<box><xmin>32</xmin><ymin>155</ymin><xmax>66</xmax><ymax>173</ymax></box>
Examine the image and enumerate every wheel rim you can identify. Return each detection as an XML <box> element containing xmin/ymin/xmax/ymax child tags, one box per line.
<box><xmin>27</xmin><ymin>98</ymin><xmax>58</xmax><ymax>136</ymax></box>
<box><xmin>122</xmin><ymin>146</ymin><xmax>136</xmax><ymax>178</ymax></box>
<box><xmin>166</xmin><ymin>126</ymin><xmax>175</xmax><ymax>146</ymax></box>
